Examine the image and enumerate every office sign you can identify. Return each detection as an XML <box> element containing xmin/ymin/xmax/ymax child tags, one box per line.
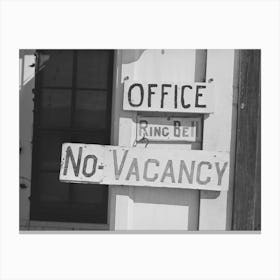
<box><xmin>136</xmin><ymin>116</ymin><xmax>201</xmax><ymax>142</ymax></box>
<box><xmin>60</xmin><ymin>143</ymin><xmax>229</xmax><ymax>191</ymax></box>
<box><xmin>123</xmin><ymin>80</ymin><xmax>214</xmax><ymax>113</ymax></box>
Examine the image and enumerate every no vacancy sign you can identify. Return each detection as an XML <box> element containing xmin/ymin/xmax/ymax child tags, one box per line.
<box><xmin>59</xmin><ymin>143</ymin><xmax>229</xmax><ymax>191</ymax></box>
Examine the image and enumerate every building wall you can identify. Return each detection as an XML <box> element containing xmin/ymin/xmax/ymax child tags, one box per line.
<box><xmin>198</xmin><ymin>50</ymin><xmax>238</xmax><ymax>230</ymax></box>
<box><xmin>20</xmin><ymin>49</ymin><xmax>239</xmax><ymax>231</ymax></box>
<box><xmin>109</xmin><ymin>49</ymin><xmax>238</xmax><ymax>230</ymax></box>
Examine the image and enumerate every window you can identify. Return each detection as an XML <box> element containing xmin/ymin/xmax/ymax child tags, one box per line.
<box><xmin>30</xmin><ymin>50</ymin><xmax>114</xmax><ymax>224</ymax></box>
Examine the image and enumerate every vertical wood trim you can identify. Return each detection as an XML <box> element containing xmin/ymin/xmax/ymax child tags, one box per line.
<box><xmin>19</xmin><ymin>50</ymin><xmax>36</xmax><ymax>228</ymax></box>
<box><xmin>195</xmin><ymin>49</ymin><xmax>207</xmax><ymax>230</ymax></box>
<box><xmin>199</xmin><ymin>50</ymin><xmax>238</xmax><ymax>230</ymax></box>
<box><xmin>108</xmin><ymin>50</ymin><xmax>122</xmax><ymax>230</ymax></box>
<box><xmin>232</xmin><ymin>50</ymin><xmax>261</xmax><ymax>230</ymax></box>
<box><xmin>108</xmin><ymin>50</ymin><xmax>135</xmax><ymax>230</ymax></box>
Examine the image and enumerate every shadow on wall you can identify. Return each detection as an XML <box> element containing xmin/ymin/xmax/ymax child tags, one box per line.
<box><xmin>122</xmin><ymin>49</ymin><xmax>146</xmax><ymax>64</ymax></box>
<box><xmin>19</xmin><ymin>49</ymin><xmax>36</xmax><ymax>226</ymax></box>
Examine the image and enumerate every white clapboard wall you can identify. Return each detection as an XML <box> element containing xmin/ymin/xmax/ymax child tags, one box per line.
<box><xmin>108</xmin><ymin>49</ymin><xmax>238</xmax><ymax>230</ymax></box>
<box><xmin>111</xmin><ymin>50</ymin><xmax>197</xmax><ymax>230</ymax></box>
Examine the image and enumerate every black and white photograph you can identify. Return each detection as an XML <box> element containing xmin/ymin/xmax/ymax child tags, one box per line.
<box><xmin>19</xmin><ymin>49</ymin><xmax>261</xmax><ymax>231</ymax></box>
<box><xmin>1</xmin><ymin>1</ymin><xmax>280</xmax><ymax>280</ymax></box>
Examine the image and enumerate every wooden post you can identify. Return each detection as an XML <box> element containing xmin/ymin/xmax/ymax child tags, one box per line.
<box><xmin>232</xmin><ymin>50</ymin><xmax>261</xmax><ymax>230</ymax></box>
<box><xmin>199</xmin><ymin>50</ymin><xmax>239</xmax><ymax>230</ymax></box>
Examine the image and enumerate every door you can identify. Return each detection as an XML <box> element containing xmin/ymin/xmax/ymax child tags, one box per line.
<box><xmin>30</xmin><ymin>50</ymin><xmax>114</xmax><ymax>224</ymax></box>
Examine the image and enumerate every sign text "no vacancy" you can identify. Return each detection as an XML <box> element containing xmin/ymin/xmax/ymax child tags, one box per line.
<box><xmin>59</xmin><ymin>143</ymin><xmax>229</xmax><ymax>191</ymax></box>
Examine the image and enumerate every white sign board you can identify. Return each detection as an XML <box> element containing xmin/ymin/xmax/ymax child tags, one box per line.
<box><xmin>136</xmin><ymin>116</ymin><xmax>201</xmax><ymax>142</ymax></box>
<box><xmin>60</xmin><ymin>143</ymin><xmax>229</xmax><ymax>191</ymax></box>
<box><xmin>123</xmin><ymin>81</ymin><xmax>214</xmax><ymax>113</ymax></box>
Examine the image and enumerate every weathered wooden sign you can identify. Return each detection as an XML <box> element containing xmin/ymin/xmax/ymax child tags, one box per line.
<box><xmin>123</xmin><ymin>81</ymin><xmax>214</xmax><ymax>113</ymax></box>
<box><xmin>59</xmin><ymin>143</ymin><xmax>229</xmax><ymax>191</ymax></box>
<box><xmin>136</xmin><ymin>116</ymin><xmax>201</xmax><ymax>142</ymax></box>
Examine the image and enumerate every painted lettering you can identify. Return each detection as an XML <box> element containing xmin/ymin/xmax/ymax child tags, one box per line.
<box><xmin>178</xmin><ymin>160</ymin><xmax>195</xmax><ymax>184</ymax></box>
<box><xmin>173</xmin><ymin>121</ymin><xmax>180</xmax><ymax>137</ymax></box>
<box><xmin>195</xmin><ymin>85</ymin><xmax>206</xmax><ymax>108</ymax></box>
<box><xmin>82</xmin><ymin>154</ymin><xmax>97</xmax><ymax>177</ymax></box>
<box><xmin>196</xmin><ymin>161</ymin><xmax>212</xmax><ymax>185</ymax></box>
<box><xmin>162</xmin><ymin>127</ymin><xmax>169</xmax><ymax>137</ymax></box>
<box><xmin>60</xmin><ymin>144</ymin><xmax>229</xmax><ymax>191</ymax></box>
<box><xmin>160</xmin><ymin>160</ymin><xmax>175</xmax><ymax>183</ymax></box>
<box><xmin>174</xmin><ymin>85</ymin><xmax>178</xmax><ymax>108</ymax></box>
<box><xmin>63</xmin><ymin>146</ymin><xmax>82</xmax><ymax>177</ymax></box>
<box><xmin>128</xmin><ymin>83</ymin><xmax>144</xmax><ymax>107</ymax></box>
<box><xmin>161</xmin><ymin>84</ymin><xmax>172</xmax><ymax>108</ymax></box>
<box><xmin>182</xmin><ymin>127</ymin><xmax>190</xmax><ymax>137</ymax></box>
<box><xmin>143</xmin><ymin>159</ymin><xmax>159</xmax><ymax>182</ymax></box>
<box><xmin>126</xmin><ymin>158</ymin><xmax>140</xmax><ymax>181</ymax></box>
<box><xmin>113</xmin><ymin>149</ymin><xmax>128</xmax><ymax>180</ymax></box>
<box><xmin>139</xmin><ymin>120</ymin><xmax>148</xmax><ymax>137</ymax></box>
<box><xmin>148</xmin><ymin>84</ymin><xmax>157</xmax><ymax>107</ymax></box>
<box><xmin>191</xmin><ymin>121</ymin><xmax>195</xmax><ymax>138</ymax></box>
<box><xmin>154</xmin><ymin>126</ymin><xmax>161</xmax><ymax>137</ymax></box>
<box><xmin>124</xmin><ymin>81</ymin><xmax>213</xmax><ymax>112</ymax></box>
<box><xmin>215</xmin><ymin>162</ymin><xmax>228</xmax><ymax>185</ymax></box>
<box><xmin>181</xmin><ymin>85</ymin><xmax>192</xmax><ymax>108</ymax></box>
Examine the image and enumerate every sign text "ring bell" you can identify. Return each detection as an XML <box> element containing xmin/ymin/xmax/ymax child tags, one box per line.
<box><xmin>123</xmin><ymin>81</ymin><xmax>214</xmax><ymax>113</ymax></box>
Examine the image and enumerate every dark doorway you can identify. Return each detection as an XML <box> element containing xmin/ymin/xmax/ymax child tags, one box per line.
<box><xmin>30</xmin><ymin>50</ymin><xmax>114</xmax><ymax>224</ymax></box>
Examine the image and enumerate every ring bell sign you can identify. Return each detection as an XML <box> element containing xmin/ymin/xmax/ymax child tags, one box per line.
<box><xmin>59</xmin><ymin>143</ymin><xmax>229</xmax><ymax>191</ymax></box>
<box><xmin>123</xmin><ymin>81</ymin><xmax>214</xmax><ymax>113</ymax></box>
<box><xmin>137</xmin><ymin>116</ymin><xmax>201</xmax><ymax>142</ymax></box>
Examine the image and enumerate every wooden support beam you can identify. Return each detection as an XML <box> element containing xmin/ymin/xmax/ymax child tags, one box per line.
<box><xmin>232</xmin><ymin>50</ymin><xmax>261</xmax><ymax>230</ymax></box>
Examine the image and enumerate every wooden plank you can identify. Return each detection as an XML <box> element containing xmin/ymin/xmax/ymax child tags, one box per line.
<box><xmin>232</xmin><ymin>50</ymin><xmax>261</xmax><ymax>230</ymax></box>
<box><xmin>123</xmin><ymin>80</ymin><xmax>214</xmax><ymax>113</ymax></box>
<box><xmin>108</xmin><ymin>50</ymin><xmax>135</xmax><ymax>230</ymax></box>
<box><xmin>59</xmin><ymin>143</ymin><xmax>230</xmax><ymax>191</ymax></box>
<box><xmin>198</xmin><ymin>50</ymin><xmax>238</xmax><ymax>230</ymax></box>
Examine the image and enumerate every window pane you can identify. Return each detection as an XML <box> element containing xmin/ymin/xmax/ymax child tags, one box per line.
<box><xmin>71</xmin><ymin>184</ymin><xmax>108</xmax><ymax>204</ymax></box>
<box><xmin>39</xmin><ymin>172</ymin><xmax>69</xmax><ymax>202</ymax></box>
<box><xmin>69</xmin><ymin>202</ymin><xmax>107</xmax><ymax>224</ymax></box>
<box><xmin>74</xmin><ymin>90</ymin><xmax>108</xmax><ymax>130</ymax></box>
<box><xmin>38</xmin><ymin>133</ymin><xmax>69</xmax><ymax>171</ymax></box>
<box><xmin>39</xmin><ymin>50</ymin><xmax>73</xmax><ymax>87</ymax></box>
<box><xmin>76</xmin><ymin>50</ymin><xmax>110</xmax><ymax>89</ymax></box>
<box><xmin>71</xmin><ymin>132</ymin><xmax>109</xmax><ymax>145</ymax></box>
<box><xmin>40</xmin><ymin>89</ymin><xmax>71</xmax><ymax>128</ymax></box>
